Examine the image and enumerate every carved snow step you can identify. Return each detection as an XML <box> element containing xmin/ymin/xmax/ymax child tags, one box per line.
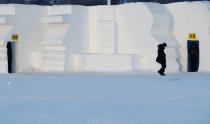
<box><xmin>43</xmin><ymin>45</ymin><xmax>66</xmax><ymax>51</ymax></box>
<box><xmin>47</xmin><ymin>6</ymin><xmax>72</xmax><ymax>16</ymax></box>
<box><xmin>0</xmin><ymin>5</ymin><xmax>15</xmax><ymax>16</ymax></box>
<box><xmin>42</xmin><ymin>15</ymin><xmax>70</xmax><ymax>23</ymax></box>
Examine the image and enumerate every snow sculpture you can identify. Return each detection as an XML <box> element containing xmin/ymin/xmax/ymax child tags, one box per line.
<box><xmin>73</xmin><ymin>6</ymin><xmax>134</xmax><ymax>72</ymax></box>
<box><xmin>115</xmin><ymin>3</ymin><xmax>158</xmax><ymax>71</ymax></box>
<box><xmin>41</xmin><ymin>6</ymin><xmax>71</xmax><ymax>71</ymax></box>
<box><xmin>0</xmin><ymin>2</ymin><xmax>210</xmax><ymax>73</ymax></box>
<box><xmin>0</xmin><ymin>5</ymin><xmax>15</xmax><ymax>73</ymax></box>
<box><xmin>166</xmin><ymin>2</ymin><xmax>210</xmax><ymax>71</ymax></box>
<box><xmin>73</xmin><ymin>54</ymin><xmax>133</xmax><ymax>72</ymax></box>
<box><xmin>98</xmin><ymin>20</ymin><xmax>116</xmax><ymax>54</ymax></box>
<box><xmin>146</xmin><ymin>3</ymin><xmax>180</xmax><ymax>72</ymax></box>
<box><xmin>88</xmin><ymin>6</ymin><xmax>116</xmax><ymax>54</ymax></box>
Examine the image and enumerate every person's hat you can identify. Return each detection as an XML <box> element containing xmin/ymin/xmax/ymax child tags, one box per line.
<box><xmin>162</xmin><ymin>43</ymin><xmax>167</xmax><ymax>47</ymax></box>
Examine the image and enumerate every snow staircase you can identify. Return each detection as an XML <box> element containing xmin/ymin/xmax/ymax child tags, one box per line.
<box><xmin>41</xmin><ymin>6</ymin><xmax>71</xmax><ymax>72</ymax></box>
<box><xmin>0</xmin><ymin>5</ymin><xmax>15</xmax><ymax>73</ymax></box>
<box><xmin>146</xmin><ymin>3</ymin><xmax>180</xmax><ymax>72</ymax></box>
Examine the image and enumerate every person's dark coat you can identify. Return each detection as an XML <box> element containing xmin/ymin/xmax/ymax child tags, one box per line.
<box><xmin>156</xmin><ymin>44</ymin><xmax>166</xmax><ymax>64</ymax></box>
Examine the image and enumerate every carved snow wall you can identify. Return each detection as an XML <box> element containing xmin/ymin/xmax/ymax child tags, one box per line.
<box><xmin>0</xmin><ymin>5</ymin><xmax>15</xmax><ymax>73</ymax></box>
<box><xmin>146</xmin><ymin>3</ymin><xmax>180</xmax><ymax>72</ymax></box>
<box><xmin>0</xmin><ymin>2</ymin><xmax>210</xmax><ymax>73</ymax></box>
<box><xmin>166</xmin><ymin>2</ymin><xmax>210</xmax><ymax>71</ymax></box>
<box><xmin>41</xmin><ymin>6</ymin><xmax>71</xmax><ymax>72</ymax></box>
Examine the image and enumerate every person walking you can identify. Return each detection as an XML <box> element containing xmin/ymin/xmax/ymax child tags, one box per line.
<box><xmin>156</xmin><ymin>43</ymin><xmax>167</xmax><ymax>76</ymax></box>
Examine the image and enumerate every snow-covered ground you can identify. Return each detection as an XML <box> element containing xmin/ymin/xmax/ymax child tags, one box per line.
<box><xmin>0</xmin><ymin>72</ymin><xmax>210</xmax><ymax>124</ymax></box>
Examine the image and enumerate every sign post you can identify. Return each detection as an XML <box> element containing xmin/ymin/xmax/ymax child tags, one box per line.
<box><xmin>12</xmin><ymin>34</ymin><xmax>18</xmax><ymax>42</ymax></box>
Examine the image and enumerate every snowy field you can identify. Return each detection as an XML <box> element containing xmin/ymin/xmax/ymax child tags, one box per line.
<box><xmin>0</xmin><ymin>72</ymin><xmax>210</xmax><ymax>124</ymax></box>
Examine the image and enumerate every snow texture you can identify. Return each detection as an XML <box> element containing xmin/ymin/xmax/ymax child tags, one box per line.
<box><xmin>0</xmin><ymin>72</ymin><xmax>210</xmax><ymax>124</ymax></box>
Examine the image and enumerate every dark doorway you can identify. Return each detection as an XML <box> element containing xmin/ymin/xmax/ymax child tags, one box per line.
<box><xmin>187</xmin><ymin>40</ymin><xmax>199</xmax><ymax>72</ymax></box>
<box><xmin>7</xmin><ymin>42</ymin><xmax>16</xmax><ymax>73</ymax></box>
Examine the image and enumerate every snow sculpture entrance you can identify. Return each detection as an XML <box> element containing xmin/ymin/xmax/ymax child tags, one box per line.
<box><xmin>187</xmin><ymin>33</ymin><xmax>199</xmax><ymax>72</ymax></box>
<box><xmin>7</xmin><ymin>41</ymin><xmax>16</xmax><ymax>73</ymax></box>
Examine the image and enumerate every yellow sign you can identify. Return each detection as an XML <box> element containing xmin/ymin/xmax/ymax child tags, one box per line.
<box><xmin>12</xmin><ymin>34</ymin><xmax>18</xmax><ymax>41</ymax></box>
<box><xmin>188</xmin><ymin>33</ymin><xmax>196</xmax><ymax>40</ymax></box>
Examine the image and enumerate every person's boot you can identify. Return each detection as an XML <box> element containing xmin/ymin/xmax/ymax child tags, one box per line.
<box><xmin>157</xmin><ymin>70</ymin><xmax>162</xmax><ymax>75</ymax></box>
<box><xmin>158</xmin><ymin>70</ymin><xmax>166</xmax><ymax>76</ymax></box>
<box><xmin>161</xmin><ymin>73</ymin><xmax>166</xmax><ymax>76</ymax></box>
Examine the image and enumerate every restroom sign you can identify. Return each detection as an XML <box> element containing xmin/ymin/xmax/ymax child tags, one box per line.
<box><xmin>188</xmin><ymin>33</ymin><xmax>196</xmax><ymax>40</ymax></box>
<box><xmin>12</xmin><ymin>34</ymin><xmax>18</xmax><ymax>41</ymax></box>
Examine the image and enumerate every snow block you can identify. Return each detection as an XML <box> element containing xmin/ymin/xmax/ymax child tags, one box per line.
<box><xmin>32</xmin><ymin>51</ymin><xmax>42</xmax><ymax>71</ymax></box>
<box><xmin>115</xmin><ymin>3</ymin><xmax>158</xmax><ymax>54</ymax></box>
<box><xmin>0</xmin><ymin>16</ymin><xmax>13</xmax><ymax>25</ymax></box>
<box><xmin>43</xmin><ymin>55</ymin><xmax>65</xmax><ymax>61</ymax></box>
<box><xmin>42</xmin><ymin>64</ymin><xmax>64</xmax><ymax>72</ymax></box>
<box><xmin>0</xmin><ymin>25</ymin><xmax>12</xmax><ymax>38</ymax></box>
<box><xmin>88</xmin><ymin>6</ymin><xmax>116</xmax><ymax>54</ymax></box>
<box><xmin>43</xmin><ymin>60</ymin><xmax>65</xmax><ymax>66</ymax></box>
<box><xmin>42</xmin><ymin>49</ymin><xmax>66</xmax><ymax>62</ymax></box>
<box><xmin>0</xmin><ymin>17</ymin><xmax>5</xmax><ymax>24</ymax></box>
<box><xmin>165</xmin><ymin>48</ymin><xmax>178</xmax><ymax>58</ymax></box>
<box><xmin>0</xmin><ymin>39</ymin><xmax>5</xmax><ymax>46</ymax></box>
<box><xmin>42</xmin><ymin>24</ymin><xmax>69</xmax><ymax>45</ymax></box>
<box><xmin>97</xmin><ymin>6</ymin><xmax>115</xmax><ymax>21</ymax></box>
<box><xmin>0</xmin><ymin>47</ymin><xmax>6</xmax><ymax>51</ymax></box>
<box><xmin>97</xmin><ymin>20</ymin><xmax>116</xmax><ymax>54</ymax></box>
<box><xmin>42</xmin><ymin>40</ymin><xmax>64</xmax><ymax>45</ymax></box>
<box><xmin>0</xmin><ymin>53</ymin><xmax>7</xmax><ymax>59</ymax></box>
<box><xmin>131</xmin><ymin>55</ymin><xmax>143</xmax><ymax>71</ymax></box>
<box><xmin>42</xmin><ymin>51</ymin><xmax>65</xmax><ymax>56</ymax></box>
<box><xmin>115</xmin><ymin>3</ymin><xmax>159</xmax><ymax>71</ymax></box>
<box><xmin>42</xmin><ymin>15</ymin><xmax>70</xmax><ymax>23</ymax></box>
<box><xmin>73</xmin><ymin>54</ymin><xmax>133</xmax><ymax>72</ymax></box>
<box><xmin>47</xmin><ymin>5</ymin><xmax>72</xmax><ymax>16</ymax></box>
<box><xmin>42</xmin><ymin>57</ymin><xmax>65</xmax><ymax>72</ymax></box>
<box><xmin>42</xmin><ymin>16</ymin><xmax>64</xmax><ymax>23</ymax></box>
<box><xmin>0</xmin><ymin>60</ymin><xmax>8</xmax><ymax>73</ymax></box>
<box><xmin>43</xmin><ymin>45</ymin><xmax>66</xmax><ymax>51</ymax></box>
<box><xmin>0</xmin><ymin>5</ymin><xmax>15</xmax><ymax>15</ymax></box>
<box><xmin>166</xmin><ymin>58</ymin><xmax>180</xmax><ymax>72</ymax></box>
<box><xmin>43</xmin><ymin>54</ymin><xmax>65</xmax><ymax>59</ymax></box>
